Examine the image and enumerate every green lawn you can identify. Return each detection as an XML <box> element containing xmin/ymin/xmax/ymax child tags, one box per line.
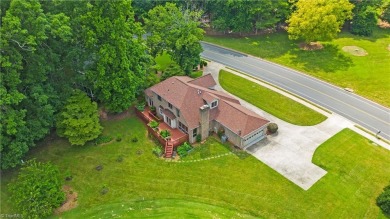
<box><xmin>219</xmin><ymin>69</ymin><xmax>327</xmax><ymax>126</ymax></box>
<box><xmin>204</xmin><ymin>28</ymin><xmax>390</xmax><ymax>107</ymax></box>
<box><xmin>1</xmin><ymin>117</ymin><xmax>389</xmax><ymax>218</ymax></box>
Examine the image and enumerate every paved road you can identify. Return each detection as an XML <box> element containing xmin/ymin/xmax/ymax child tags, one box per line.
<box><xmin>200</xmin><ymin>42</ymin><xmax>390</xmax><ymax>140</ymax></box>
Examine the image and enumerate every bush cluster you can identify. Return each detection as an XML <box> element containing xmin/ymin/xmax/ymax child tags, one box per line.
<box><xmin>94</xmin><ymin>135</ymin><xmax>113</xmax><ymax>145</ymax></box>
<box><xmin>267</xmin><ymin>123</ymin><xmax>278</xmax><ymax>134</ymax></box>
<box><xmin>377</xmin><ymin>185</ymin><xmax>390</xmax><ymax>215</ymax></box>
<box><xmin>160</xmin><ymin>130</ymin><xmax>171</xmax><ymax>139</ymax></box>
<box><xmin>177</xmin><ymin>142</ymin><xmax>193</xmax><ymax>157</ymax></box>
<box><xmin>149</xmin><ymin>120</ymin><xmax>159</xmax><ymax>129</ymax></box>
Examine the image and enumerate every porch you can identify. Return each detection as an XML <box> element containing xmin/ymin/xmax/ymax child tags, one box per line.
<box><xmin>135</xmin><ymin>106</ymin><xmax>189</xmax><ymax>158</ymax></box>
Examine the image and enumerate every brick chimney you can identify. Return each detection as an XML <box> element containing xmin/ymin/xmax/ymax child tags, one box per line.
<box><xmin>199</xmin><ymin>104</ymin><xmax>210</xmax><ymax>141</ymax></box>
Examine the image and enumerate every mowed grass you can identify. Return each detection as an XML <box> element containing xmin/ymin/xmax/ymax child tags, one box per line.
<box><xmin>204</xmin><ymin>28</ymin><xmax>390</xmax><ymax>107</ymax></box>
<box><xmin>219</xmin><ymin>69</ymin><xmax>326</xmax><ymax>126</ymax></box>
<box><xmin>1</xmin><ymin>117</ymin><xmax>389</xmax><ymax>218</ymax></box>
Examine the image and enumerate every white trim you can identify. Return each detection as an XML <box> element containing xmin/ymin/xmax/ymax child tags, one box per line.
<box><xmin>210</xmin><ymin>100</ymin><xmax>218</xmax><ymax>108</ymax></box>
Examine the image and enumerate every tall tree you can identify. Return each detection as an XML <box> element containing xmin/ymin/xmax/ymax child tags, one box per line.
<box><xmin>208</xmin><ymin>0</ymin><xmax>289</xmax><ymax>34</ymax></box>
<box><xmin>145</xmin><ymin>2</ymin><xmax>204</xmax><ymax>74</ymax></box>
<box><xmin>80</xmin><ymin>0</ymin><xmax>150</xmax><ymax>112</ymax></box>
<box><xmin>56</xmin><ymin>90</ymin><xmax>102</xmax><ymax>146</ymax></box>
<box><xmin>0</xmin><ymin>0</ymin><xmax>71</xmax><ymax>169</ymax></box>
<box><xmin>350</xmin><ymin>0</ymin><xmax>381</xmax><ymax>36</ymax></box>
<box><xmin>380</xmin><ymin>2</ymin><xmax>390</xmax><ymax>23</ymax></box>
<box><xmin>287</xmin><ymin>0</ymin><xmax>354</xmax><ymax>44</ymax></box>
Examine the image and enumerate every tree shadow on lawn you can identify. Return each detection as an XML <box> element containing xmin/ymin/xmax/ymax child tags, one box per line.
<box><xmin>290</xmin><ymin>44</ymin><xmax>354</xmax><ymax>73</ymax></box>
<box><xmin>247</xmin><ymin>33</ymin><xmax>295</xmax><ymax>59</ymax></box>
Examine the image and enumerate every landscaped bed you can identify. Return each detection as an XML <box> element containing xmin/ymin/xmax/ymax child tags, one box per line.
<box><xmin>204</xmin><ymin>28</ymin><xmax>390</xmax><ymax>107</ymax></box>
<box><xmin>219</xmin><ymin>69</ymin><xmax>327</xmax><ymax>126</ymax></box>
<box><xmin>1</xmin><ymin>117</ymin><xmax>389</xmax><ymax>218</ymax></box>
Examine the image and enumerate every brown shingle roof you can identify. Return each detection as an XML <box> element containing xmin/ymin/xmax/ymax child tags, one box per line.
<box><xmin>188</xmin><ymin>74</ymin><xmax>216</xmax><ymax>88</ymax></box>
<box><xmin>146</xmin><ymin>74</ymin><xmax>269</xmax><ymax>135</ymax></box>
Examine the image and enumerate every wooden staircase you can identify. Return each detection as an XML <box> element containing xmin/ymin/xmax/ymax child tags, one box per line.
<box><xmin>164</xmin><ymin>140</ymin><xmax>173</xmax><ymax>158</ymax></box>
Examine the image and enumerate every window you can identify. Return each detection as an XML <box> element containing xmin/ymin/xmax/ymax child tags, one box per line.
<box><xmin>176</xmin><ymin>109</ymin><xmax>180</xmax><ymax>117</ymax></box>
<box><xmin>193</xmin><ymin>128</ymin><xmax>197</xmax><ymax>138</ymax></box>
<box><xmin>159</xmin><ymin>107</ymin><xmax>163</xmax><ymax>115</ymax></box>
<box><xmin>168</xmin><ymin>102</ymin><xmax>172</xmax><ymax>109</ymax></box>
<box><xmin>211</xmin><ymin>100</ymin><xmax>218</xmax><ymax>108</ymax></box>
<box><xmin>178</xmin><ymin>121</ymin><xmax>188</xmax><ymax>133</ymax></box>
<box><xmin>157</xmin><ymin>95</ymin><xmax>161</xmax><ymax>101</ymax></box>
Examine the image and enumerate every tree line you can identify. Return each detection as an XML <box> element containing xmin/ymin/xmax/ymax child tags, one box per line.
<box><xmin>1</xmin><ymin>0</ymin><xmax>389</xmax><ymax>170</ymax></box>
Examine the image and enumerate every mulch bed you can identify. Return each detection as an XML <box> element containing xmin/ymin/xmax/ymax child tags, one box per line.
<box><xmin>298</xmin><ymin>42</ymin><xmax>324</xmax><ymax>51</ymax></box>
<box><xmin>54</xmin><ymin>185</ymin><xmax>78</xmax><ymax>214</ymax></box>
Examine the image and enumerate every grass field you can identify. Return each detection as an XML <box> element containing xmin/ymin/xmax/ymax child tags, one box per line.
<box><xmin>1</xmin><ymin>117</ymin><xmax>389</xmax><ymax>218</ymax></box>
<box><xmin>219</xmin><ymin>69</ymin><xmax>327</xmax><ymax>126</ymax></box>
<box><xmin>204</xmin><ymin>28</ymin><xmax>390</xmax><ymax>107</ymax></box>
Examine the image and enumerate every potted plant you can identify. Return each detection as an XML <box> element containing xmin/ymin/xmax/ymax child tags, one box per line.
<box><xmin>150</xmin><ymin>106</ymin><xmax>156</xmax><ymax>115</ymax></box>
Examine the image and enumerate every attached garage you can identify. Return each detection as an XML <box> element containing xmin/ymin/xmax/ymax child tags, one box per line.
<box><xmin>243</xmin><ymin>129</ymin><xmax>265</xmax><ymax>148</ymax></box>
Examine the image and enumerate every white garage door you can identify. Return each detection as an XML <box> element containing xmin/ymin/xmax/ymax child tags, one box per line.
<box><xmin>243</xmin><ymin>130</ymin><xmax>264</xmax><ymax>147</ymax></box>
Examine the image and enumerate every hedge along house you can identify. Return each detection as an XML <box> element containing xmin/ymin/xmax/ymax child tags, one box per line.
<box><xmin>145</xmin><ymin>74</ymin><xmax>270</xmax><ymax>148</ymax></box>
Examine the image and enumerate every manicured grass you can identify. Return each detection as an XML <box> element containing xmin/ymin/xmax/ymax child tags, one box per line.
<box><xmin>1</xmin><ymin>117</ymin><xmax>389</xmax><ymax>218</ymax></box>
<box><xmin>189</xmin><ymin>70</ymin><xmax>203</xmax><ymax>78</ymax></box>
<box><xmin>219</xmin><ymin>69</ymin><xmax>327</xmax><ymax>126</ymax></box>
<box><xmin>204</xmin><ymin>28</ymin><xmax>390</xmax><ymax>107</ymax></box>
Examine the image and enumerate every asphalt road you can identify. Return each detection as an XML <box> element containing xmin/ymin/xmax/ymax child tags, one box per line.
<box><xmin>200</xmin><ymin>42</ymin><xmax>390</xmax><ymax>141</ymax></box>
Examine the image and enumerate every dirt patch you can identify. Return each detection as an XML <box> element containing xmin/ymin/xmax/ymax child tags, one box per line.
<box><xmin>378</xmin><ymin>20</ymin><xmax>390</xmax><ymax>29</ymax></box>
<box><xmin>55</xmin><ymin>185</ymin><xmax>78</xmax><ymax>214</ymax></box>
<box><xmin>299</xmin><ymin>42</ymin><xmax>324</xmax><ymax>51</ymax></box>
<box><xmin>106</xmin><ymin>108</ymin><xmax>135</xmax><ymax>121</ymax></box>
<box><xmin>342</xmin><ymin>46</ymin><xmax>368</xmax><ymax>56</ymax></box>
<box><xmin>387</xmin><ymin>44</ymin><xmax>390</xmax><ymax>51</ymax></box>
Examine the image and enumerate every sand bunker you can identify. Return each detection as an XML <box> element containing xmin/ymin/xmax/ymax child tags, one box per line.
<box><xmin>342</xmin><ymin>46</ymin><xmax>368</xmax><ymax>56</ymax></box>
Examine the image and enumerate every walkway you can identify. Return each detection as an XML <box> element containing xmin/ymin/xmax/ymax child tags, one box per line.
<box><xmin>203</xmin><ymin>62</ymin><xmax>390</xmax><ymax>190</ymax></box>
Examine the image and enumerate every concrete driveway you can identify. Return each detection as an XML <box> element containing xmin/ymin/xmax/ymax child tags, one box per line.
<box><xmin>204</xmin><ymin>62</ymin><xmax>389</xmax><ymax>190</ymax></box>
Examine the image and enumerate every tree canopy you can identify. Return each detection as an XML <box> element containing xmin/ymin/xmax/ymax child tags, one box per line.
<box><xmin>145</xmin><ymin>2</ymin><xmax>204</xmax><ymax>74</ymax></box>
<box><xmin>9</xmin><ymin>160</ymin><xmax>65</xmax><ymax>219</ymax></box>
<box><xmin>287</xmin><ymin>0</ymin><xmax>354</xmax><ymax>43</ymax></box>
<box><xmin>0</xmin><ymin>0</ymin><xmax>71</xmax><ymax>169</ymax></box>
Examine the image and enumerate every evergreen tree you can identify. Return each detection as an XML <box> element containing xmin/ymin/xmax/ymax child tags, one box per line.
<box><xmin>56</xmin><ymin>90</ymin><xmax>102</xmax><ymax>146</ymax></box>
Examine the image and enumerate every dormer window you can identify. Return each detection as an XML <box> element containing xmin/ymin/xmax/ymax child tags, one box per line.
<box><xmin>211</xmin><ymin>100</ymin><xmax>218</xmax><ymax>108</ymax></box>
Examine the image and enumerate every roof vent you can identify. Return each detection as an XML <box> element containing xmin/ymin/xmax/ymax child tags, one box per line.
<box><xmin>238</xmin><ymin>130</ymin><xmax>241</xmax><ymax>135</ymax></box>
<box><xmin>197</xmin><ymin>89</ymin><xmax>202</xmax><ymax>95</ymax></box>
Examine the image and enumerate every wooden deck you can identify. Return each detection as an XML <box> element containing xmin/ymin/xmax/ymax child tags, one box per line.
<box><xmin>135</xmin><ymin>106</ymin><xmax>189</xmax><ymax>157</ymax></box>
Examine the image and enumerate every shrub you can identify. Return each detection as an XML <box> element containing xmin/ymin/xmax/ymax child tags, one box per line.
<box><xmin>116</xmin><ymin>134</ymin><xmax>122</xmax><ymax>142</ymax></box>
<box><xmin>153</xmin><ymin>146</ymin><xmax>163</xmax><ymax>157</ymax></box>
<box><xmin>94</xmin><ymin>135</ymin><xmax>113</xmax><ymax>145</ymax></box>
<box><xmin>148</xmin><ymin>120</ymin><xmax>159</xmax><ymax>129</ymax></box>
<box><xmin>101</xmin><ymin>184</ymin><xmax>109</xmax><ymax>195</ymax></box>
<box><xmin>267</xmin><ymin>123</ymin><xmax>278</xmax><ymax>134</ymax></box>
<box><xmin>150</xmin><ymin>106</ymin><xmax>156</xmax><ymax>114</ymax></box>
<box><xmin>177</xmin><ymin>142</ymin><xmax>192</xmax><ymax>157</ymax></box>
<box><xmin>132</xmin><ymin>137</ymin><xmax>138</xmax><ymax>143</ymax></box>
<box><xmin>160</xmin><ymin>130</ymin><xmax>171</xmax><ymax>139</ymax></box>
<box><xmin>8</xmin><ymin>160</ymin><xmax>65</xmax><ymax>219</ymax></box>
<box><xmin>203</xmin><ymin>60</ymin><xmax>208</xmax><ymax>66</ymax></box>
<box><xmin>196</xmin><ymin>134</ymin><xmax>202</xmax><ymax>142</ymax></box>
<box><xmin>116</xmin><ymin>156</ymin><xmax>123</xmax><ymax>163</ymax></box>
<box><xmin>217</xmin><ymin>127</ymin><xmax>225</xmax><ymax>138</ymax></box>
<box><xmin>377</xmin><ymin>185</ymin><xmax>390</xmax><ymax>215</ymax></box>
<box><xmin>64</xmin><ymin>169</ymin><xmax>72</xmax><ymax>181</ymax></box>
<box><xmin>136</xmin><ymin>102</ymin><xmax>145</xmax><ymax>111</ymax></box>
